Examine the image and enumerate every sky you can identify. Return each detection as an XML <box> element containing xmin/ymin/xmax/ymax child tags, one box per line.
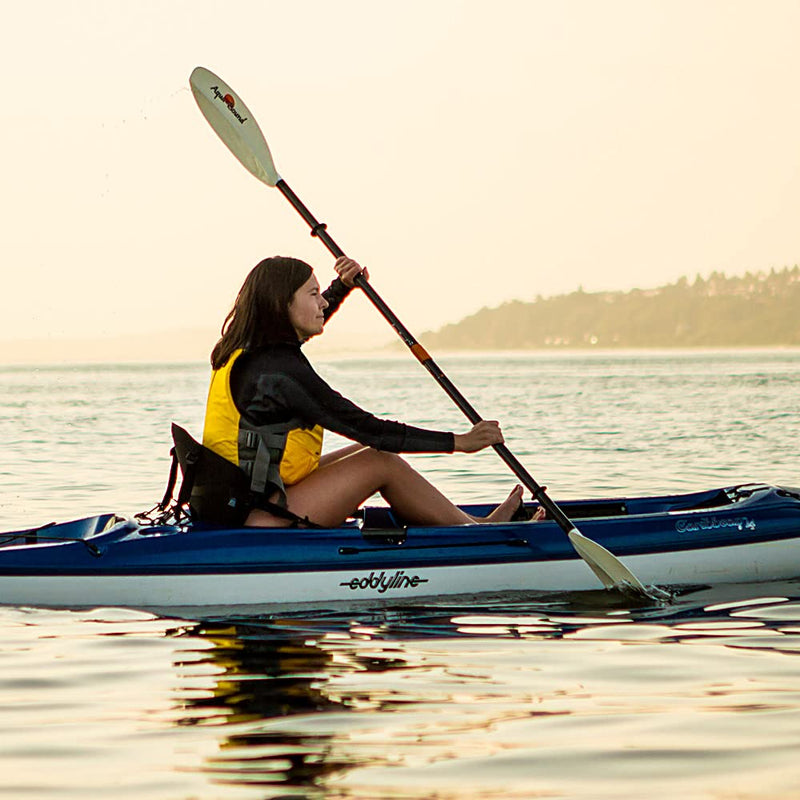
<box><xmin>2</xmin><ymin>0</ymin><xmax>799</xmax><ymax>363</ymax></box>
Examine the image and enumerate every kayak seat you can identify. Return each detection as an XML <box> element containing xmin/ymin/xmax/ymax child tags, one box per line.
<box><xmin>171</xmin><ymin>423</ymin><xmax>253</xmax><ymax>526</ymax></box>
<box><xmin>168</xmin><ymin>424</ymin><xmax>321</xmax><ymax>528</ymax></box>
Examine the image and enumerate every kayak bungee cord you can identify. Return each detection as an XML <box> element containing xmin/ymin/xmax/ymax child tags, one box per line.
<box><xmin>188</xmin><ymin>66</ymin><xmax>664</xmax><ymax>601</ymax></box>
<box><xmin>0</xmin><ymin>523</ymin><xmax>103</xmax><ymax>556</ymax></box>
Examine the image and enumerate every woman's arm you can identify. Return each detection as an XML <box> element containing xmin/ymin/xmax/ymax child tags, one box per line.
<box><xmin>238</xmin><ymin>346</ymin><xmax>455</xmax><ymax>453</ymax></box>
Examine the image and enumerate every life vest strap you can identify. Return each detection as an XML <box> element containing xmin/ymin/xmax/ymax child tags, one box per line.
<box><xmin>237</xmin><ymin>422</ymin><xmax>297</xmax><ymax>499</ymax></box>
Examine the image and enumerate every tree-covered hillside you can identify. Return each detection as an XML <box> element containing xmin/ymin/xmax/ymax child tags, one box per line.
<box><xmin>422</xmin><ymin>267</ymin><xmax>800</xmax><ymax>349</ymax></box>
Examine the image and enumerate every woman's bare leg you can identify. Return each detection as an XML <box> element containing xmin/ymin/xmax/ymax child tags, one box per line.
<box><xmin>246</xmin><ymin>444</ymin><xmax>377</xmax><ymax>527</ymax></box>
<box><xmin>246</xmin><ymin>446</ymin><xmax>523</xmax><ymax>528</ymax></box>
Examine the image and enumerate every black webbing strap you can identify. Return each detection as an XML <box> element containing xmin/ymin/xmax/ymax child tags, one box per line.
<box><xmin>249</xmin><ymin>497</ymin><xmax>323</xmax><ymax>529</ymax></box>
<box><xmin>157</xmin><ymin>444</ymin><xmax>200</xmax><ymax>511</ymax></box>
<box><xmin>159</xmin><ymin>447</ymin><xmax>180</xmax><ymax>509</ymax></box>
<box><xmin>175</xmin><ymin>446</ymin><xmax>200</xmax><ymax>508</ymax></box>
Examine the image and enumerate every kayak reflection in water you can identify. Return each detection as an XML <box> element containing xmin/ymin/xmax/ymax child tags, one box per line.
<box><xmin>201</xmin><ymin>255</ymin><xmax>536</xmax><ymax>529</ymax></box>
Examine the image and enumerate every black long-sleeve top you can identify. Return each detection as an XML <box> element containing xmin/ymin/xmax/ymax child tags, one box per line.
<box><xmin>228</xmin><ymin>278</ymin><xmax>455</xmax><ymax>453</ymax></box>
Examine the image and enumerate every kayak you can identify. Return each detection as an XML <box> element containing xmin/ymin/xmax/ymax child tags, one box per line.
<box><xmin>1</xmin><ymin>483</ymin><xmax>799</xmax><ymax>612</ymax></box>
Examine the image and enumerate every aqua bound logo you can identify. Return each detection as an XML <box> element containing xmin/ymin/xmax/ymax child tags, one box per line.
<box><xmin>340</xmin><ymin>570</ymin><xmax>429</xmax><ymax>594</ymax></box>
<box><xmin>209</xmin><ymin>86</ymin><xmax>248</xmax><ymax>125</ymax></box>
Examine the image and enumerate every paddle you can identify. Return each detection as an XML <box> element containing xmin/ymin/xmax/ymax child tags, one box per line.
<box><xmin>188</xmin><ymin>65</ymin><xmax>659</xmax><ymax>599</ymax></box>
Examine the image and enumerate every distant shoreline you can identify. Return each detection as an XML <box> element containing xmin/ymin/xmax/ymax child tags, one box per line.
<box><xmin>4</xmin><ymin>268</ymin><xmax>798</xmax><ymax>366</ymax></box>
<box><xmin>420</xmin><ymin>268</ymin><xmax>800</xmax><ymax>351</ymax></box>
<box><xmin>3</xmin><ymin>344</ymin><xmax>799</xmax><ymax>370</ymax></box>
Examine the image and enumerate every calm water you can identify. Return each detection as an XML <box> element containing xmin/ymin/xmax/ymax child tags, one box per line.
<box><xmin>1</xmin><ymin>350</ymin><xmax>800</xmax><ymax>798</ymax></box>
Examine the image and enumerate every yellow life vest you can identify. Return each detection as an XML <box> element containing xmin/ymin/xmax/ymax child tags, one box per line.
<box><xmin>280</xmin><ymin>425</ymin><xmax>324</xmax><ymax>485</ymax></box>
<box><xmin>202</xmin><ymin>349</ymin><xmax>324</xmax><ymax>489</ymax></box>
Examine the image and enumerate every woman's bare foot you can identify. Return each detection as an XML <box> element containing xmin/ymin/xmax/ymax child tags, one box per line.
<box><xmin>471</xmin><ymin>484</ymin><xmax>524</xmax><ymax>523</ymax></box>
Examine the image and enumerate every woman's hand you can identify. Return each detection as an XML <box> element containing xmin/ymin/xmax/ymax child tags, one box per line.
<box><xmin>334</xmin><ymin>256</ymin><xmax>369</xmax><ymax>288</ymax></box>
<box><xmin>453</xmin><ymin>420</ymin><xmax>504</xmax><ymax>453</ymax></box>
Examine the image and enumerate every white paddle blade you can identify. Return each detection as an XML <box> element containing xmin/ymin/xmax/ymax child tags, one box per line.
<box><xmin>190</xmin><ymin>66</ymin><xmax>281</xmax><ymax>187</ymax></box>
<box><xmin>567</xmin><ymin>528</ymin><xmax>651</xmax><ymax>596</ymax></box>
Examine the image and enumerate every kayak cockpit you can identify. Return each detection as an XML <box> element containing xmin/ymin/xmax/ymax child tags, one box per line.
<box><xmin>334</xmin><ymin>484</ymin><xmax>785</xmax><ymax>539</ymax></box>
<box><xmin>457</xmin><ymin>483</ymin><xmax>779</xmax><ymax>523</ymax></box>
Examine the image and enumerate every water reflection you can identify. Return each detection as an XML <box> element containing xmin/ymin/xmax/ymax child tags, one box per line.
<box><xmin>170</xmin><ymin>619</ymin><xmax>411</xmax><ymax>794</ymax></box>
<box><xmin>167</xmin><ymin>583</ymin><xmax>800</xmax><ymax>797</ymax></box>
<box><xmin>174</xmin><ymin>624</ymin><xmax>341</xmax><ymax>722</ymax></box>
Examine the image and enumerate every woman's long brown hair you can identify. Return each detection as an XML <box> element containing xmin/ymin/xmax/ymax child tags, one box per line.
<box><xmin>210</xmin><ymin>256</ymin><xmax>313</xmax><ymax>369</ymax></box>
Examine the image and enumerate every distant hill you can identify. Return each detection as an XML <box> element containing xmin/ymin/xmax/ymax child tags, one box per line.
<box><xmin>421</xmin><ymin>267</ymin><xmax>800</xmax><ymax>349</ymax></box>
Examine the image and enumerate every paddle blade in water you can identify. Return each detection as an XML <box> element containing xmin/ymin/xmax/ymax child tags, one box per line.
<box><xmin>190</xmin><ymin>66</ymin><xmax>281</xmax><ymax>186</ymax></box>
<box><xmin>567</xmin><ymin>528</ymin><xmax>653</xmax><ymax>597</ymax></box>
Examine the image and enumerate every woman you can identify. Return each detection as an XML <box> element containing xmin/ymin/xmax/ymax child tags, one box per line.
<box><xmin>202</xmin><ymin>255</ymin><xmax>526</xmax><ymax>528</ymax></box>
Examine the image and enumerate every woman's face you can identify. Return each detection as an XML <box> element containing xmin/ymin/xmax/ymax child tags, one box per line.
<box><xmin>288</xmin><ymin>272</ymin><xmax>329</xmax><ymax>340</ymax></box>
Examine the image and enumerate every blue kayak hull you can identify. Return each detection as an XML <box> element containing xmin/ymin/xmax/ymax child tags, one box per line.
<box><xmin>1</xmin><ymin>484</ymin><xmax>799</xmax><ymax>610</ymax></box>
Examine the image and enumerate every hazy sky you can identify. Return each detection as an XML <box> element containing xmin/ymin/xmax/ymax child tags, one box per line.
<box><xmin>2</xmin><ymin>0</ymin><xmax>799</xmax><ymax>361</ymax></box>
